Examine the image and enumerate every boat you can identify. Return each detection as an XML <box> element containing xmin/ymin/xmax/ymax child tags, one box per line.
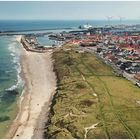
<box><xmin>79</xmin><ymin>23</ymin><xmax>93</xmax><ymax>29</ymax></box>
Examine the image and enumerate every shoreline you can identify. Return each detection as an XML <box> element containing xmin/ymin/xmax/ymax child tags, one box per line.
<box><xmin>6</xmin><ymin>36</ymin><xmax>57</xmax><ymax>139</ymax></box>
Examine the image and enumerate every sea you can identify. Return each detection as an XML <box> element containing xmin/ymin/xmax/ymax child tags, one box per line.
<box><xmin>0</xmin><ymin>19</ymin><xmax>140</xmax><ymax>138</ymax></box>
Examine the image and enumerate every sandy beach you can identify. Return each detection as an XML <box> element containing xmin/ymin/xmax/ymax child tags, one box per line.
<box><xmin>6</xmin><ymin>36</ymin><xmax>56</xmax><ymax>139</ymax></box>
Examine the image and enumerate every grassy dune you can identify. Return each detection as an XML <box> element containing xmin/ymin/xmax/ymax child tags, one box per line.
<box><xmin>44</xmin><ymin>48</ymin><xmax>140</xmax><ymax>139</ymax></box>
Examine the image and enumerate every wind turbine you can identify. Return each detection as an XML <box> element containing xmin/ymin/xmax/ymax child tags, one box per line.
<box><xmin>118</xmin><ymin>16</ymin><xmax>125</xmax><ymax>25</ymax></box>
<box><xmin>106</xmin><ymin>16</ymin><xmax>113</xmax><ymax>26</ymax></box>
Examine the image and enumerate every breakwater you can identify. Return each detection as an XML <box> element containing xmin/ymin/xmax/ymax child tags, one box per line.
<box><xmin>21</xmin><ymin>36</ymin><xmax>54</xmax><ymax>53</ymax></box>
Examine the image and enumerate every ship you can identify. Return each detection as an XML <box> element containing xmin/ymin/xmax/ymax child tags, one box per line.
<box><xmin>79</xmin><ymin>23</ymin><xmax>93</xmax><ymax>29</ymax></box>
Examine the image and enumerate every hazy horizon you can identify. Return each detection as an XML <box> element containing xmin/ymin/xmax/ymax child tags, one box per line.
<box><xmin>1</xmin><ymin>19</ymin><xmax>140</xmax><ymax>21</ymax></box>
<box><xmin>0</xmin><ymin>1</ymin><xmax>140</xmax><ymax>20</ymax></box>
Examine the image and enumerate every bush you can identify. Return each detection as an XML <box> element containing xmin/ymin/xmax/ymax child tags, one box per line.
<box><xmin>63</xmin><ymin>57</ymin><xmax>74</xmax><ymax>66</ymax></box>
<box><xmin>80</xmin><ymin>100</ymin><xmax>94</xmax><ymax>107</ymax></box>
<box><xmin>76</xmin><ymin>82</ymin><xmax>86</xmax><ymax>89</ymax></box>
<box><xmin>0</xmin><ymin>116</ymin><xmax>10</xmax><ymax>122</ymax></box>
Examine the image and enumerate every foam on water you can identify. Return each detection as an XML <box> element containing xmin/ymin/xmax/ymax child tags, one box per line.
<box><xmin>6</xmin><ymin>36</ymin><xmax>24</xmax><ymax>91</ymax></box>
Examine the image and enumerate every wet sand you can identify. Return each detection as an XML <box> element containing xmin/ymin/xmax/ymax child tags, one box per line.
<box><xmin>6</xmin><ymin>36</ymin><xmax>56</xmax><ymax>139</ymax></box>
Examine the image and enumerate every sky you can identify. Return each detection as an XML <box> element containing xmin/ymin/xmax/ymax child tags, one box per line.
<box><xmin>0</xmin><ymin>1</ymin><xmax>140</xmax><ymax>20</ymax></box>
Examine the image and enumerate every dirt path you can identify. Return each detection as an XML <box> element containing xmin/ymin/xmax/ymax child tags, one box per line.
<box><xmin>84</xmin><ymin>123</ymin><xmax>99</xmax><ymax>139</ymax></box>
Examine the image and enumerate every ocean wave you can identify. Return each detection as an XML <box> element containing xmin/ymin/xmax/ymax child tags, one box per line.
<box><xmin>5</xmin><ymin>70</ymin><xmax>13</xmax><ymax>73</ymax></box>
<box><xmin>6</xmin><ymin>36</ymin><xmax>24</xmax><ymax>91</ymax></box>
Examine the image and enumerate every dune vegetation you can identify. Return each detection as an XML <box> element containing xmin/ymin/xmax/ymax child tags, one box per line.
<box><xmin>44</xmin><ymin>47</ymin><xmax>140</xmax><ymax>139</ymax></box>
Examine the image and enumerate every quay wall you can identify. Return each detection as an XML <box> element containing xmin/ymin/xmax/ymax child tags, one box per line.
<box><xmin>21</xmin><ymin>36</ymin><xmax>53</xmax><ymax>53</ymax></box>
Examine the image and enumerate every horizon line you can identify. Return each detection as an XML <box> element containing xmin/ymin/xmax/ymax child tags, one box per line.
<box><xmin>0</xmin><ymin>19</ymin><xmax>140</xmax><ymax>21</ymax></box>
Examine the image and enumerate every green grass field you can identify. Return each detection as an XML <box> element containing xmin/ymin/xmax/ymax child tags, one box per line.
<box><xmin>44</xmin><ymin>48</ymin><xmax>140</xmax><ymax>139</ymax></box>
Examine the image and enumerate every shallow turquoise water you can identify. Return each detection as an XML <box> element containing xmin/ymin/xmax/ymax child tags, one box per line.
<box><xmin>0</xmin><ymin>36</ymin><xmax>23</xmax><ymax>125</ymax></box>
